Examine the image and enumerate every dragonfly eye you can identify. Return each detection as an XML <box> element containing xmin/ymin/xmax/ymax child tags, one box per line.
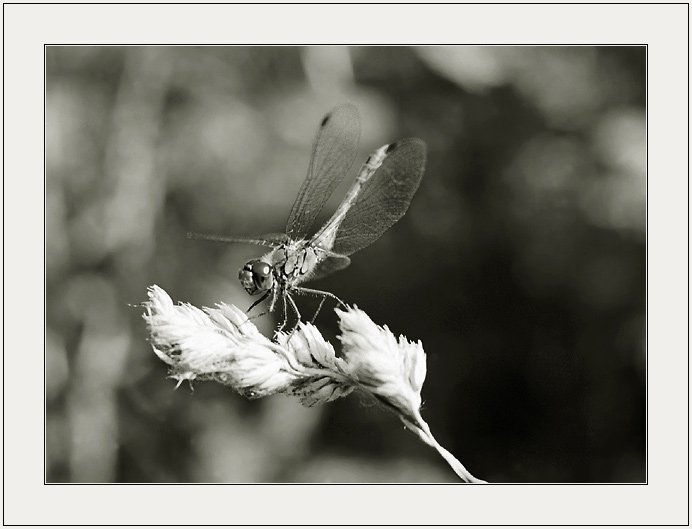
<box><xmin>239</xmin><ymin>260</ymin><xmax>273</xmax><ymax>295</ymax></box>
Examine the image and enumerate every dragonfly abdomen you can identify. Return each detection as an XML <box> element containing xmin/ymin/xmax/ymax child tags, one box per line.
<box><xmin>310</xmin><ymin>144</ymin><xmax>391</xmax><ymax>252</ymax></box>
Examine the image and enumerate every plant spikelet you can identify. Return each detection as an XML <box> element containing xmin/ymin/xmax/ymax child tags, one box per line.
<box><xmin>142</xmin><ymin>285</ymin><xmax>485</xmax><ymax>483</ymax></box>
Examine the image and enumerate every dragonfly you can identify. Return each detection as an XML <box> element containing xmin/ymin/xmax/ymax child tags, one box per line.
<box><xmin>189</xmin><ymin>103</ymin><xmax>427</xmax><ymax>331</ymax></box>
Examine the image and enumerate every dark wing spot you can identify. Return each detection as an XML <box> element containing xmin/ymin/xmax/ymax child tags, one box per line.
<box><xmin>321</xmin><ymin>114</ymin><xmax>330</xmax><ymax>127</ymax></box>
<box><xmin>385</xmin><ymin>141</ymin><xmax>398</xmax><ymax>154</ymax></box>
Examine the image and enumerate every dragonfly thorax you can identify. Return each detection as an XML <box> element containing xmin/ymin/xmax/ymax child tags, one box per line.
<box><xmin>273</xmin><ymin>242</ymin><xmax>321</xmax><ymax>284</ymax></box>
<box><xmin>239</xmin><ymin>259</ymin><xmax>274</xmax><ymax>295</ymax></box>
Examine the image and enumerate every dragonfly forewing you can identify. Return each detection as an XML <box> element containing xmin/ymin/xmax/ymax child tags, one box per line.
<box><xmin>285</xmin><ymin>103</ymin><xmax>361</xmax><ymax>241</ymax></box>
<box><xmin>187</xmin><ymin>231</ymin><xmax>288</xmax><ymax>248</ymax></box>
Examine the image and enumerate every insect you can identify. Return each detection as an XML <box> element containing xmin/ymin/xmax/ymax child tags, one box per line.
<box><xmin>189</xmin><ymin>103</ymin><xmax>427</xmax><ymax>331</ymax></box>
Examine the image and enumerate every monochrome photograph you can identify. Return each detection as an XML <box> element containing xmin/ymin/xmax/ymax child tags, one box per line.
<box><xmin>45</xmin><ymin>45</ymin><xmax>646</xmax><ymax>485</ymax></box>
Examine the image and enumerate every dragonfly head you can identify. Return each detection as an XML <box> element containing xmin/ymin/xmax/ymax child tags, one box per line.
<box><xmin>239</xmin><ymin>259</ymin><xmax>274</xmax><ymax>295</ymax></box>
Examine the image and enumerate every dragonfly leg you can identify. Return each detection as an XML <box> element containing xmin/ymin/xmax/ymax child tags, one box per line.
<box><xmin>246</xmin><ymin>289</ymin><xmax>272</xmax><ymax>315</ymax></box>
<box><xmin>286</xmin><ymin>294</ymin><xmax>303</xmax><ymax>338</ymax></box>
<box><xmin>293</xmin><ymin>286</ymin><xmax>347</xmax><ymax>323</ymax></box>
<box><xmin>287</xmin><ymin>293</ymin><xmax>302</xmax><ymax>322</ymax></box>
<box><xmin>268</xmin><ymin>285</ymin><xmax>280</xmax><ymax>313</ymax></box>
<box><xmin>276</xmin><ymin>290</ymin><xmax>302</xmax><ymax>336</ymax></box>
<box><xmin>245</xmin><ymin>287</ymin><xmax>281</xmax><ymax>326</ymax></box>
<box><xmin>310</xmin><ymin>296</ymin><xmax>327</xmax><ymax>325</ymax></box>
<box><xmin>276</xmin><ymin>293</ymin><xmax>288</xmax><ymax>334</ymax></box>
<box><xmin>295</xmin><ymin>286</ymin><xmax>346</xmax><ymax>308</ymax></box>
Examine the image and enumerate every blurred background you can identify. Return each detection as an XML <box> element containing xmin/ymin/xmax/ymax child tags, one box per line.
<box><xmin>45</xmin><ymin>46</ymin><xmax>645</xmax><ymax>483</ymax></box>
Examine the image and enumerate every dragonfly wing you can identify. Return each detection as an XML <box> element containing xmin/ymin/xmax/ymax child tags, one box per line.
<box><xmin>285</xmin><ymin>103</ymin><xmax>361</xmax><ymax>240</ymax></box>
<box><xmin>309</xmin><ymin>255</ymin><xmax>351</xmax><ymax>282</ymax></box>
<box><xmin>331</xmin><ymin>138</ymin><xmax>427</xmax><ymax>256</ymax></box>
<box><xmin>187</xmin><ymin>231</ymin><xmax>288</xmax><ymax>247</ymax></box>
